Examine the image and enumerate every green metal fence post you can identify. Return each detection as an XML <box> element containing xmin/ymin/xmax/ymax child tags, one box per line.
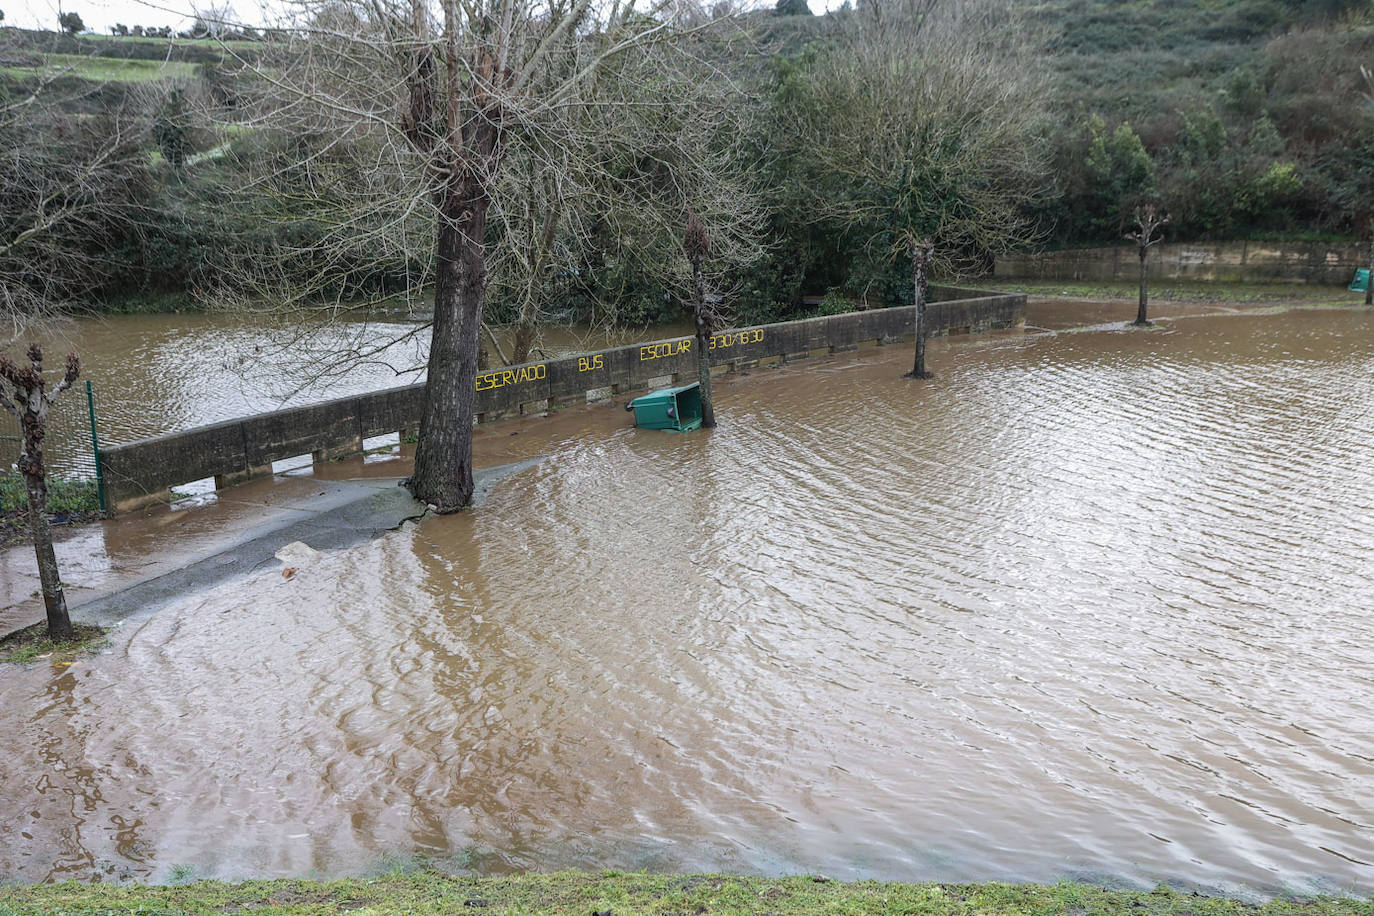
<box><xmin>86</xmin><ymin>379</ymin><xmax>106</xmax><ymax>515</ymax></box>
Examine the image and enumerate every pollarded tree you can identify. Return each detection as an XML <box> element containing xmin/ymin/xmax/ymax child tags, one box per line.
<box><xmin>0</xmin><ymin>345</ymin><xmax>81</xmax><ymax>642</ymax></box>
<box><xmin>1126</xmin><ymin>203</ymin><xmax>1169</xmax><ymax>327</ymax></box>
<box><xmin>218</xmin><ymin>0</ymin><xmax>752</xmax><ymax>511</ymax></box>
<box><xmin>771</xmin><ymin>0</ymin><xmax>1048</xmax><ymax>379</ymax></box>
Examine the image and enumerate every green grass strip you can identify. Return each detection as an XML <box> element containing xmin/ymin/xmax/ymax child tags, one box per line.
<box><xmin>0</xmin><ymin>873</ymin><xmax>1370</xmax><ymax>915</ymax></box>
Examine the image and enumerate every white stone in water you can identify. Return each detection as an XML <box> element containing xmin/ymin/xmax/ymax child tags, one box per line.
<box><xmin>274</xmin><ymin>541</ymin><xmax>321</xmax><ymax>566</ymax></box>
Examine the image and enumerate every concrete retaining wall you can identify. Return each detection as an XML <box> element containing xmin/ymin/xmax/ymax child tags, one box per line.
<box><xmin>100</xmin><ymin>288</ymin><xmax>1024</xmax><ymax>512</ymax></box>
<box><xmin>995</xmin><ymin>241</ymin><xmax>1367</xmax><ymax>286</ymax></box>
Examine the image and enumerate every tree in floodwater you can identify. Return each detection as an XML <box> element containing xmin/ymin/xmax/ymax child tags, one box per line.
<box><xmin>1359</xmin><ymin>68</ymin><xmax>1371</xmax><ymax>306</ymax></box>
<box><xmin>683</xmin><ymin>212</ymin><xmax>717</xmax><ymax>428</ymax></box>
<box><xmin>904</xmin><ymin>236</ymin><xmax>934</xmax><ymax>379</ymax></box>
<box><xmin>1126</xmin><ymin>203</ymin><xmax>1169</xmax><ymax>326</ymax></box>
<box><xmin>767</xmin><ymin>0</ymin><xmax>1048</xmax><ymax>379</ymax></box>
<box><xmin>1363</xmin><ymin>214</ymin><xmax>1373</xmax><ymax>307</ymax></box>
<box><xmin>216</xmin><ymin>0</ymin><xmax>762</xmax><ymax>512</ymax></box>
<box><xmin>0</xmin><ymin>345</ymin><xmax>80</xmax><ymax>641</ymax></box>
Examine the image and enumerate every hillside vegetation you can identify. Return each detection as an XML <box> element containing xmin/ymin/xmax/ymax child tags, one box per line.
<box><xmin>0</xmin><ymin>0</ymin><xmax>1370</xmax><ymax>328</ymax></box>
<box><xmin>1028</xmin><ymin>0</ymin><xmax>1374</xmax><ymax>244</ymax></box>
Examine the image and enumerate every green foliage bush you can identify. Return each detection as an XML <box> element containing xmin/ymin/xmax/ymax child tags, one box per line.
<box><xmin>813</xmin><ymin>289</ymin><xmax>852</xmax><ymax>316</ymax></box>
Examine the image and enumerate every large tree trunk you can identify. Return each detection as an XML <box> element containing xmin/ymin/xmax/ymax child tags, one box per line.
<box><xmin>512</xmin><ymin>318</ymin><xmax>537</xmax><ymax>367</ymax></box>
<box><xmin>408</xmin><ymin>181</ymin><xmax>491</xmax><ymax>513</ymax></box>
<box><xmin>1134</xmin><ymin>247</ymin><xmax>1150</xmax><ymax>326</ymax></box>
<box><xmin>23</xmin><ymin>468</ymin><xmax>72</xmax><ymax>641</ymax></box>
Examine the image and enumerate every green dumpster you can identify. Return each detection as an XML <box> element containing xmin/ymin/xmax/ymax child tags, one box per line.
<box><xmin>626</xmin><ymin>383</ymin><xmax>703</xmax><ymax>432</ymax></box>
<box><xmin>1351</xmin><ymin>269</ymin><xmax>1370</xmax><ymax>293</ymax></box>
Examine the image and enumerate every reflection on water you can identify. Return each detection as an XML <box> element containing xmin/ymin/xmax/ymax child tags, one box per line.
<box><xmin>1</xmin><ymin>306</ymin><xmax>1372</xmax><ymax>894</ymax></box>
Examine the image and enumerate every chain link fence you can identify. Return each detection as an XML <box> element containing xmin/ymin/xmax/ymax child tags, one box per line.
<box><xmin>1</xmin><ymin>381</ymin><xmax>106</xmax><ymax>513</ymax></box>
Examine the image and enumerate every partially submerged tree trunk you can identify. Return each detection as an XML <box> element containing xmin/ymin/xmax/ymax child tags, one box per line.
<box><xmin>1366</xmin><ymin>219</ymin><xmax>1372</xmax><ymax>308</ymax></box>
<box><xmin>684</xmin><ymin>213</ymin><xmax>716</xmax><ymax>428</ymax></box>
<box><xmin>904</xmin><ymin>238</ymin><xmax>934</xmax><ymax>380</ymax></box>
<box><xmin>409</xmin><ymin>192</ymin><xmax>490</xmax><ymax>512</ymax></box>
<box><xmin>0</xmin><ymin>345</ymin><xmax>81</xmax><ymax>641</ymax></box>
<box><xmin>1136</xmin><ymin>245</ymin><xmax>1150</xmax><ymax>326</ymax></box>
<box><xmin>402</xmin><ymin>29</ymin><xmax>505</xmax><ymax>512</ymax></box>
<box><xmin>1127</xmin><ymin>203</ymin><xmax>1169</xmax><ymax>327</ymax></box>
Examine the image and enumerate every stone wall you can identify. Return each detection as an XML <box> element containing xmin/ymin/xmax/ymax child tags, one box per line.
<box><xmin>100</xmin><ymin>288</ymin><xmax>1025</xmax><ymax>512</ymax></box>
<box><xmin>995</xmin><ymin>241</ymin><xmax>1366</xmax><ymax>286</ymax></box>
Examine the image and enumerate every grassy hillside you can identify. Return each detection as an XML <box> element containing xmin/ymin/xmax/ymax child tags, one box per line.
<box><xmin>1025</xmin><ymin>0</ymin><xmax>1374</xmax><ymax>243</ymax></box>
<box><xmin>0</xmin><ymin>50</ymin><xmax>200</xmax><ymax>83</ymax></box>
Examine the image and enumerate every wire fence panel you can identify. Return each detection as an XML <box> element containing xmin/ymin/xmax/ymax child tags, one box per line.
<box><xmin>0</xmin><ymin>385</ymin><xmax>101</xmax><ymax>482</ymax></box>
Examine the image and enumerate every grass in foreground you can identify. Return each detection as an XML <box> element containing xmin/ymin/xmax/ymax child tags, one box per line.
<box><xmin>0</xmin><ymin>621</ymin><xmax>107</xmax><ymax>665</ymax></box>
<box><xmin>0</xmin><ymin>873</ymin><xmax>1370</xmax><ymax>915</ymax></box>
<box><xmin>988</xmin><ymin>280</ymin><xmax>1362</xmax><ymax>306</ymax></box>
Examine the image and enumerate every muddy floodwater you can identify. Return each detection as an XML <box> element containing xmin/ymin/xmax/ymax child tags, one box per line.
<box><xmin>3</xmin><ymin>305</ymin><xmax>1373</xmax><ymax>895</ymax></box>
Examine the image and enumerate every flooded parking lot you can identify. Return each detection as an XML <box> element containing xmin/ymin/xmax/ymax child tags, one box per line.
<box><xmin>2</xmin><ymin>305</ymin><xmax>1372</xmax><ymax>895</ymax></box>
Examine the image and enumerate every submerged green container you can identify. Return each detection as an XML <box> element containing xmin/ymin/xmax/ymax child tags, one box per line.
<box><xmin>626</xmin><ymin>383</ymin><xmax>703</xmax><ymax>432</ymax></box>
<box><xmin>1351</xmin><ymin>268</ymin><xmax>1370</xmax><ymax>293</ymax></box>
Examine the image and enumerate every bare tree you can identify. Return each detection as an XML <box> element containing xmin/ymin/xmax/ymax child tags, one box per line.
<box><xmin>191</xmin><ymin>1</ymin><xmax>237</xmax><ymax>38</ymax></box>
<box><xmin>0</xmin><ymin>345</ymin><xmax>81</xmax><ymax>642</ymax></box>
<box><xmin>1126</xmin><ymin>203</ymin><xmax>1169</xmax><ymax>327</ymax></box>
<box><xmin>212</xmin><ymin>0</ymin><xmax>761</xmax><ymax>510</ymax></box>
<box><xmin>773</xmin><ymin>0</ymin><xmax>1047</xmax><ymax>378</ymax></box>
<box><xmin>1</xmin><ymin>76</ymin><xmax>152</xmax><ymax>343</ymax></box>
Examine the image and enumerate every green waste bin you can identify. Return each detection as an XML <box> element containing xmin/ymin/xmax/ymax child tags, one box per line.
<box><xmin>1351</xmin><ymin>268</ymin><xmax>1370</xmax><ymax>293</ymax></box>
<box><xmin>626</xmin><ymin>383</ymin><xmax>703</xmax><ymax>432</ymax></box>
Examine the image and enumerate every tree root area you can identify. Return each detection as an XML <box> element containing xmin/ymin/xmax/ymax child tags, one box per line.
<box><xmin>0</xmin><ymin>622</ymin><xmax>108</xmax><ymax>665</ymax></box>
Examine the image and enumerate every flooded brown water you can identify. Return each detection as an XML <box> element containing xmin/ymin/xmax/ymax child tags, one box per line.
<box><xmin>2</xmin><ymin>304</ymin><xmax>1373</xmax><ymax>894</ymax></box>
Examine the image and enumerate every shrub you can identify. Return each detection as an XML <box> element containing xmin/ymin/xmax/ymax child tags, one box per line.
<box><xmin>0</xmin><ymin>473</ymin><xmax>100</xmax><ymax>516</ymax></box>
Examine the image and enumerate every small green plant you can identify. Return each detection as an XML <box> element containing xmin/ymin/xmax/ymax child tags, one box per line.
<box><xmin>813</xmin><ymin>289</ymin><xmax>854</xmax><ymax>317</ymax></box>
<box><xmin>167</xmin><ymin>864</ymin><xmax>197</xmax><ymax>885</ymax></box>
<box><xmin>0</xmin><ymin>622</ymin><xmax>108</xmax><ymax>664</ymax></box>
<box><xmin>0</xmin><ymin>473</ymin><xmax>99</xmax><ymax>516</ymax></box>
